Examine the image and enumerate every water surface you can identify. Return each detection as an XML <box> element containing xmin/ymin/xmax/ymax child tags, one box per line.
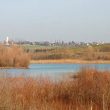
<box><xmin>0</xmin><ymin>64</ymin><xmax>110</xmax><ymax>79</ymax></box>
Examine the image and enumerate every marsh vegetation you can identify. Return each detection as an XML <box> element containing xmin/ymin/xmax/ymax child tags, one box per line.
<box><xmin>0</xmin><ymin>69</ymin><xmax>110</xmax><ymax>110</ymax></box>
<box><xmin>0</xmin><ymin>45</ymin><xmax>30</xmax><ymax>68</ymax></box>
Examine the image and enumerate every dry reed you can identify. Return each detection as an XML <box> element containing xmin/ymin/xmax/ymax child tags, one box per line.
<box><xmin>0</xmin><ymin>69</ymin><xmax>110</xmax><ymax>110</ymax></box>
<box><xmin>0</xmin><ymin>45</ymin><xmax>30</xmax><ymax>68</ymax></box>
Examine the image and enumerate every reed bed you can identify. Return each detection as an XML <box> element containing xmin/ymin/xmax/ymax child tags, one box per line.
<box><xmin>0</xmin><ymin>45</ymin><xmax>30</xmax><ymax>68</ymax></box>
<box><xmin>0</xmin><ymin>69</ymin><xmax>110</xmax><ymax>110</ymax></box>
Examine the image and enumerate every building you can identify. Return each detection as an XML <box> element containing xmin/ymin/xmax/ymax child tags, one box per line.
<box><xmin>4</xmin><ymin>37</ymin><xmax>14</xmax><ymax>46</ymax></box>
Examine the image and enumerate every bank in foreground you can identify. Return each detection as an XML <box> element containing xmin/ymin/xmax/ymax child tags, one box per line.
<box><xmin>0</xmin><ymin>69</ymin><xmax>110</xmax><ymax>110</ymax></box>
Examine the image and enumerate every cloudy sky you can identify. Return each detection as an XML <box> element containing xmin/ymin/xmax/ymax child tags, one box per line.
<box><xmin>0</xmin><ymin>0</ymin><xmax>110</xmax><ymax>42</ymax></box>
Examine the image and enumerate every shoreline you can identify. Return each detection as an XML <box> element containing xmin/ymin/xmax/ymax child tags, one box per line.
<box><xmin>1</xmin><ymin>59</ymin><xmax>110</xmax><ymax>68</ymax></box>
<box><xmin>30</xmin><ymin>59</ymin><xmax>110</xmax><ymax>64</ymax></box>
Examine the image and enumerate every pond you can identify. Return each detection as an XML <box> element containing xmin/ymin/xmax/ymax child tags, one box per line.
<box><xmin>0</xmin><ymin>63</ymin><xmax>110</xmax><ymax>79</ymax></box>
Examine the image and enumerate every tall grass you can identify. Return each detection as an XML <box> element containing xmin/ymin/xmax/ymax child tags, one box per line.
<box><xmin>0</xmin><ymin>45</ymin><xmax>30</xmax><ymax>68</ymax></box>
<box><xmin>0</xmin><ymin>69</ymin><xmax>110</xmax><ymax>109</ymax></box>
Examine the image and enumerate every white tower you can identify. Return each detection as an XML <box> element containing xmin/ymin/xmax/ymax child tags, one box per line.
<box><xmin>6</xmin><ymin>36</ymin><xmax>9</xmax><ymax>45</ymax></box>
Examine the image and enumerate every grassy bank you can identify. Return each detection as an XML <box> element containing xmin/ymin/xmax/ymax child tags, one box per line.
<box><xmin>0</xmin><ymin>45</ymin><xmax>30</xmax><ymax>68</ymax></box>
<box><xmin>0</xmin><ymin>69</ymin><xmax>110</xmax><ymax>110</ymax></box>
<box><xmin>23</xmin><ymin>44</ymin><xmax>110</xmax><ymax>61</ymax></box>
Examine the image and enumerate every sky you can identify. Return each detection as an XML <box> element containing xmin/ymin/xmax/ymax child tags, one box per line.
<box><xmin>0</xmin><ymin>0</ymin><xmax>110</xmax><ymax>42</ymax></box>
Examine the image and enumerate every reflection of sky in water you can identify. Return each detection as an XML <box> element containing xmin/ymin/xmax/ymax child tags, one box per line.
<box><xmin>0</xmin><ymin>64</ymin><xmax>110</xmax><ymax>79</ymax></box>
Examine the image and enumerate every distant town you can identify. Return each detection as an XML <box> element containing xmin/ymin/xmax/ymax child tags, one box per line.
<box><xmin>0</xmin><ymin>36</ymin><xmax>109</xmax><ymax>47</ymax></box>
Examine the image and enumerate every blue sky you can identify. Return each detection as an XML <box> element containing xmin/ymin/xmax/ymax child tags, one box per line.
<box><xmin>0</xmin><ymin>0</ymin><xmax>110</xmax><ymax>42</ymax></box>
